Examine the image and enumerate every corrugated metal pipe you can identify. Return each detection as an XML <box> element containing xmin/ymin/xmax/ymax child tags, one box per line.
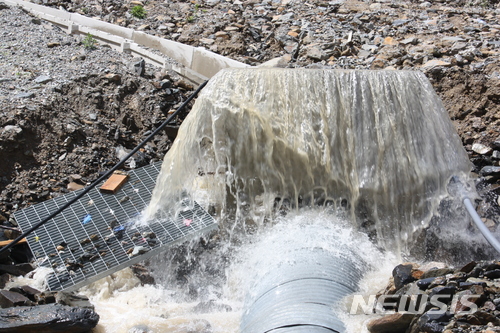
<box><xmin>240</xmin><ymin>247</ymin><xmax>364</xmax><ymax>333</ymax></box>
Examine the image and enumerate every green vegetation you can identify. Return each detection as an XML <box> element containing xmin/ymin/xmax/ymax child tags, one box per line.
<box><xmin>82</xmin><ymin>33</ymin><xmax>97</xmax><ymax>50</ymax></box>
<box><xmin>14</xmin><ymin>70</ymin><xmax>30</xmax><ymax>77</ymax></box>
<box><xmin>480</xmin><ymin>0</ymin><xmax>493</xmax><ymax>7</ymax></box>
<box><xmin>467</xmin><ymin>0</ymin><xmax>496</xmax><ymax>7</ymax></box>
<box><xmin>186</xmin><ymin>3</ymin><xmax>203</xmax><ymax>23</ymax></box>
<box><xmin>130</xmin><ymin>5</ymin><xmax>147</xmax><ymax>19</ymax></box>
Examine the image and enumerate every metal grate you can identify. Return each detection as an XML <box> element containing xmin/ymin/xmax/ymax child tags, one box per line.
<box><xmin>13</xmin><ymin>162</ymin><xmax>217</xmax><ymax>292</ymax></box>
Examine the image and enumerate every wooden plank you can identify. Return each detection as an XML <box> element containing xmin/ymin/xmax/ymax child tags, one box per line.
<box><xmin>0</xmin><ymin>238</ymin><xmax>27</xmax><ymax>247</ymax></box>
<box><xmin>99</xmin><ymin>173</ymin><xmax>129</xmax><ymax>194</ymax></box>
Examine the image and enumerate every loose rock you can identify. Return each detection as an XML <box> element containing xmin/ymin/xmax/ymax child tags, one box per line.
<box><xmin>0</xmin><ymin>303</ymin><xmax>99</xmax><ymax>333</ymax></box>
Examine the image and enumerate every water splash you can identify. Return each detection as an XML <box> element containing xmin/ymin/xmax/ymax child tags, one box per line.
<box><xmin>80</xmin><ymin>209</ymin><xmax>390</xmax><ymax>333</ymax></box>
<box><xmin>147</xmin><ymin>68</ymin><xmax>471</xmax><ymax>255</ymax></box>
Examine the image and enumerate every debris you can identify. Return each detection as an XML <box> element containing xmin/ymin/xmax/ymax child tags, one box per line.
<box><xmin>184</xmin><ymin>219</ymin><xmax>192</xmax><ymax>226</ymax></box>
<box><xmin>114</xmin><ymin>229</ymin><xmax>124</xmax><ymax>240</ymax></box>
<box><xmin>81</xmin><ymin>214</ymin><xmax>92</xmax><ymax>225</ymax></box>
<box><xmin>142</xmin><ymin>232</ymin><xmax>155</xmax><ymax>239</ymax></box>
<box><xmin>108</xmin><ymin>220</ymin><xmax>118</xmax><ymax>229</ymax></box>
<box><xmin>133</xmin><ymin>59</ymin><xmax>145</xmax><ymax>76</ymax></box>
<box><xmin>67</xmin><ymin>182</ymin><xmax>84</xmax><ymax>191</ymax></box>
<box><xmin>112</xmin><ymin>221</ymin><xmax>135</xmax><ymax>235</ymax></box>
<box><xmin>100</xmin><ymin>172</ymin><xmax>130</xmax><ymax>194</ymax></box>
<box><xmin>64</xmin><ymin>259</ymin><xmax>83</xmax><ymax>270</ymax></box>
<box><xmin>113</xmin><ymin>225</ymin><xmax>125</xmax><ymax>233</ymax></box>
<box><xmin>80</xmin><ymin>251</ymin><xmax>99</xmax><ymax>263</ymax></box>
<box><xmin>119</xmin><ymin>195</ymin><xmax>130</xmax><ymax>203</ymax></box>
<box><xmin>130</xmin><ymin>246</ymin><xmax>148</xmax><ymax>257</ymax></box>
<box><xmin>79</xmin><ymin>238</ymin><xmax>91</xmax><ymax>245</ymax></box>
<box><xmin>0</xmin><ymin>238</ymin><xmax>27</xmax><ymax>247</ymax></box>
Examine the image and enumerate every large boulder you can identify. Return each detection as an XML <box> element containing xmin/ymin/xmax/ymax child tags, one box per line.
<box><xmin>0</xmin><ymin>303</ymin><xmax>99</xmax><ymax>333</ymax></box>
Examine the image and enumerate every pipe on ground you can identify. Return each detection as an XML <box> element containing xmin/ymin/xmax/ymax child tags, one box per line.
<box><xmin>464</xmin><ymin>197</ymin><xmax>500</xmax><ymax>254</ymax></box>
<box><xmin>240</xmin><ymin>248</ymin><xmax>364</xmax><ymax>333</ymax></box>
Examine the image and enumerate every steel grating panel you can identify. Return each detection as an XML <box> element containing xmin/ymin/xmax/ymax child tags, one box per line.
<box><xmin>13</xmin><ymin>162</ymin><xmax>217</xmax><ymax>292</ymax></box>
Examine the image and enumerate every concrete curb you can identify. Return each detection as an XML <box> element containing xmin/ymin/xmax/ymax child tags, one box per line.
<box><xmin>2</xmin><ymin>0</ymin><xmax>249</xmax><ymax>84</ymax></box>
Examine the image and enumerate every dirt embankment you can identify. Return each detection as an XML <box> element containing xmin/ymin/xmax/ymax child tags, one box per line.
<box><xmin>0</xmin><ymin>4</ymin><xmax>196</xmax><ymax>223</ymax></box>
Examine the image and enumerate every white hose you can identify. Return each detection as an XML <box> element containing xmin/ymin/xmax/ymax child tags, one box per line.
<box><xmin>463</xmin><ymin>197</ymin><xmax>500</xmax><ymax>254</ymax></box>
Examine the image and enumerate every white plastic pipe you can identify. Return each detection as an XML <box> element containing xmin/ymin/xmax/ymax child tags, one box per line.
<box><xmin>463</xmin><ymin>197</ymin><xmax>500</xmax><ymax>254</ymax></box>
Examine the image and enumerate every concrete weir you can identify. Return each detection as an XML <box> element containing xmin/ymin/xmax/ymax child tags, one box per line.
<box><xmin>2</xmin><ymin>0</ymin><xmax>248</xmax><ymax>85</ymax></box>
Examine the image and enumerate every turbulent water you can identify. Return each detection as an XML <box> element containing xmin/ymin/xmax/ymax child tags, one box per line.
<box><xmin>148</xmin><ymin>68</ymin><xmax>471</xmax><ymax>254</ymax></box>
<box><xmin>61</xmin><ymin>69</ymin><xmax>487</xmax><ymax>332</ymax></box>
<box><xmin>78</xmin><ymin>210</ymin><xmax>396</xmax><ymax>333</ymax></box>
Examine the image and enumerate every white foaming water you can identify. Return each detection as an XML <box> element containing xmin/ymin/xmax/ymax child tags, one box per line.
<box><xmin>6</xmin><ymin>266</ymin><xmax>53</xmax><ymax>291</ymax></box>
<box><xmin>8</xmin><ymin>218</ymin><xmax>396</xmax><ymax>333</ymax></box>
<box><xmin>81</xmin><ymin>268</ymin><xmax>241</xmax><ymax>333</ymax></box>
<box><xmin>76</xmin><ymin>209</ymin><xmax>396</xmax><ymax>333</ymax></box>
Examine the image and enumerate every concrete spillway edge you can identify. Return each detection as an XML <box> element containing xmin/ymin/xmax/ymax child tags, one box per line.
<box><xmin>2</xmin><ymin>0</ymin><xmax>249</xmax><ymax>85</ymax></box>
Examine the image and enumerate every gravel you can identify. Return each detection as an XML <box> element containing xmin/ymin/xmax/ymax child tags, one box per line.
<box><xmin>0</xmin><ymin>3</ymin><xmax>195</xmax><ymax>221</ymax></box>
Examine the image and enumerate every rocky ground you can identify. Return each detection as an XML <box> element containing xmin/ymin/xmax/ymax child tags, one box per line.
<box><xmin>0</xmin><ymin>2</ymin><xmax>197</xmax><ymax>220</ymax></box>
<box><xmin>367</xmin><ymin>260</ymin><xmax>500</xmax><ymax>333</ymax></box>
<box><xmin>0</xmin><ymin>0</ymin><xmax>500</xmax><ymax>332</ymax></box>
